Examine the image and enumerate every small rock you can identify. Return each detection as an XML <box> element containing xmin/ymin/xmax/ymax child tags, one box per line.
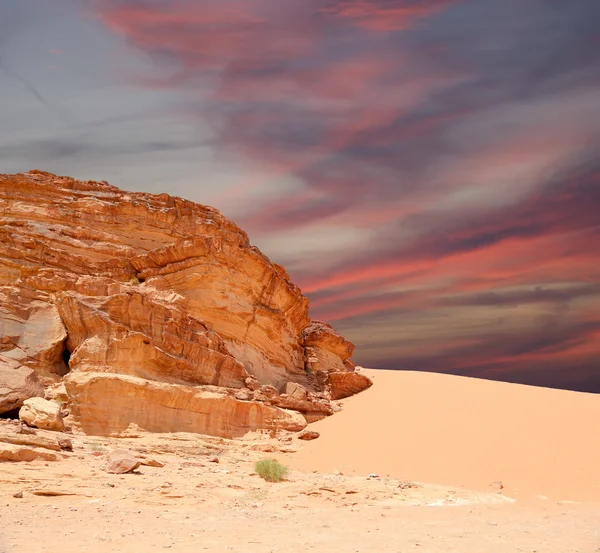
<box><xmin>244</xmin><ymin>376</ymin><xmax>260</xmax><ymax>391</ymax></box>
<box><xmin>298</xmin><ymin>430</ymin><xmax>320</xmax><ymax>441</ymax></box>
<box><xmin>104</xmin><ymin>449</ymin><xmax>141</xmax><ymax>474</ymax></box>
<box><xmin>234</xmin><ymin>389</ymin><xmax>253</xmax><ymax>401</ymax></box>
<box><xmin>282</xmin><ymin>382</ymin><xmax>308</xmax><ymax>401</ymax></box>
<box><xmin>141</xmin><ymin>458</ymin><xmax>165</xmax><ymax>468</ymax></box>
<box><xmin>251</xmin><ymin>444</ymin><xmax>276</xmax><ymax>453</ymax></box>
<box><xmin>209</xmin><ymin>457</ymin><xmax>219</xmax><ymax>464</ymax></box>
<box><xmin>32</xmin><ymin>490</ymin><xmax>78</xmax><ymax>497</ymax></box>
<box><xmin>13</xmin><ymin>491</ymin><xmax>23</xmax><ymax>498</ymax></box>
<box><xmin>58</xmin><ymin>438</ymin><xmax>73</xmax><ymax>451</ymax></box>
<box><xmin>367</xmin><ymin>474</ymin><xmax>379</xmax><ymax>479</ymax></box>
<box><xmin>489</xmin><ymin>481</ymin><xmax>504</xmax><ymax>492</ymax></box>
<box><xmin>398</xmin><ymin>481</ymin><xmax>420</xmax><ymax>490</ymax></box>
<box><xmin>260</xmin><ymin>385</ymin><xmax>278</xmax><ymax>400</ymax></box>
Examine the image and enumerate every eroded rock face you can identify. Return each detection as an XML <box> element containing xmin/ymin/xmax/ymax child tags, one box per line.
<box><xmin>0</xmin><ymin>171</ymin><xmax>372</xmax><ymax>438</ymax></box>
<box><xmin>304</xmin><ymin>321</ymin><xmax>356</xmax><ymax>375</ymax></box>
<box><xmin>65</xmin><ymin>372</ymin><xmax>307</xmax><ymax>438</ymax></box>
<box><xmin>0</xmin><ymin>361</ymin><xmax>45</xmax><ymax>413</ymax></box>
<box><xmin>0</xmin><ymin>443</ymin><xmax>59</xmax><ymax>462</ymax></box>
<box><xmin>327</xmin><ymin>371</ymin><xmax>373</xmax><ymax>400</ymax></box>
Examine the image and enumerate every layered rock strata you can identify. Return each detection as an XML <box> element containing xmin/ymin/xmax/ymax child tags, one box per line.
<box><xmin>0</xmin><ymin>171</ymin><xmax>372</xmax><ymax>438</ymax></box>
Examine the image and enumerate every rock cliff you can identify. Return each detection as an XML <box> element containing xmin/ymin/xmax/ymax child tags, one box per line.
<box><xmin>0</xmin><ymin>171</ymin><xmax>371</xmax><ymax>438</ymax></box>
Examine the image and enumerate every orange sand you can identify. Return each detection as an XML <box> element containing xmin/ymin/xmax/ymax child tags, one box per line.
<box><xmin>290</xmin><ymin>369</ymin><xmax>600</xmax><ymax>501</ymax></box>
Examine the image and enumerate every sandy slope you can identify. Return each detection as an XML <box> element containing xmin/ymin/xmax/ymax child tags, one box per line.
<box><xmin>290</xmin><ymin>369</ymin><xmax>600</xmax><ymax>501</ymax></box>
<box><xmin>1</xmin><ymin>376</ymin><xmax>600</xmax><ymax>553</ymax></box>
<box><xmin>1</xmin><ymin>426</ymin><xmax>599</xmax><ymax>553</ymax></box>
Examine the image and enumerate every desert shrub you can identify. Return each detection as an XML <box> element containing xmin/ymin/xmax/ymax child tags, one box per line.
<box><xmin>255</xmin><ymin>458</ymin><xmax>288</xmax><ymax>482</ymax></box>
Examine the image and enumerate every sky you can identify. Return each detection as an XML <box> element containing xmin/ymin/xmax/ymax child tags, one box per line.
<box><xmin>1</xmin><ymin>0</ymin><xmax>599</xmax><ymax>392</ymax></box>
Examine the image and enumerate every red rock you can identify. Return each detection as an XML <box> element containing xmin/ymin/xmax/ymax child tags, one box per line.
<box><xmin>0</xmin><ymin>443</ymin><xmax>59</xmax><ymax>462</ymax></box>
<box><xmin>104</xmin><ymin>449</ymin><xmax>141</xmax><ymax>474</ymax></box>
<box><xmin>141</xmin><ymin>458</ymin><xmax>165</xmax><ymax>468</ymax></box>
<box><xmin>0</xmin><ymin>360</ymin><xmax>45</xmax><ymax>414</ymax></box>
<box><xmin>327</xmin><ymin>371</ymin><xmax>373</xmax><ymax>400</ymax></box>
<box><xmin>0</xmin><ymin>171</ymin><xmax>371</xmax><ymax>437</ymax></box>
<box><xmin>297</xmin><ymin>430</ymin><xmax>320</xmax><ymax>441</ymax></box>
<box><xmin>303</xmin><ymin>321</ymin><xmax>355</xmax><ymax>361</ymax></box>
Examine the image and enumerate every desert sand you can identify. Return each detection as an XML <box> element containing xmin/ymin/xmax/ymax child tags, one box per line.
<box><xmin>1</xmin><ymin>369</ymin><xmax>599</xmax><ymax>552</ymax></box>
<box><xmin>292</xmin><ymin>369</ymin><xmax>600</xmax><ymax>502</ymax></box>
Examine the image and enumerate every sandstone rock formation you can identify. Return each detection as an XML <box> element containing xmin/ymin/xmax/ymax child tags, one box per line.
<box><xmin>0</xmin><ymin>170</ymin><xmax>372</xmax><ymax>438</ymax></box>
<box><xmin>0</xmin><ymin>443</ymin><xmax>60</xmax><ymax>462</ymax></box>
<box><xmin>0</xmin><ymin>419</ymin><xmax>70</xmax><ymax>462</ymax></box>
<box><xmin>0</xmin><ymin>361</ymin><xmax>45</xmax><ymax>414</ymax></box>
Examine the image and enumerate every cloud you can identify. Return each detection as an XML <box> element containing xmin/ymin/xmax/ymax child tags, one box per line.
<box><xmin>88</xmin><ymin>0</ymin><xmax>600</xmax><ymax>391</ymax></box>
<box><xmin>0</xmin><ymin>136</ymin><xmax>203</xmax><ymax>164</ymax></box>
<box><xmin>321</xmin><ymin>0</ymin><xmax>459</xmax><ymax>31</ymax></box>
<box><xmin>0</xmin><ymin>54</ymin><xmax>70</xmax><ymax>124</ymax></box>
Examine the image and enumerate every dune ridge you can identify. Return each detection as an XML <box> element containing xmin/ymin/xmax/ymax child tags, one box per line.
<box><xmin>290</xmin><ymin>369</ymin><xmax>600</xmax><ymax>502</ymax></box>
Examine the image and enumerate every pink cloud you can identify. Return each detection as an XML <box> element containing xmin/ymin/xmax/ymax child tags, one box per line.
<box><xmin>321</xmin><ymin>0</ymin><xmax>459</xmax><ymax>31</ymax></box>
<box><xmin>87</xmin><ymin>0</ymin><xmax>600</xmax><ymax>391</ymax></box>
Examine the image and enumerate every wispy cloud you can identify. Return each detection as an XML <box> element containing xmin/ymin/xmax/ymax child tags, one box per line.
<box><xmin>85</xmin><ymin>0</ymin><xmax>600</xmax><ymax>391</ymax></box>
<box><xmin>0</xmin><ymin>54</ymin><xmax>70</xmax><ymax>124</ymax></box>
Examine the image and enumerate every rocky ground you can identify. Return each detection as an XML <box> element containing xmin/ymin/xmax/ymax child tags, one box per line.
<box><xmin>1</xmin><ymin>421</ymin><xmax>598</xmax><ymax>553</ymax></box>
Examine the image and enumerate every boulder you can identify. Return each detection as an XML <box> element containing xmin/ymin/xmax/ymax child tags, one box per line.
<box><xmin>282</xmin><ymin>381</ymin><xmax>308</xmax><ymax>401</ymax></box>
<box><xmin>0</xmin><ymin>360</ymin><xmax>45</xmax><ymax>414</ymax></box>
<box><xmin>327</xmin><ymin>371</ymin><xmax>373</xmax><ymax>400</ymax></box>
<box><xmin>19</xmin><ymin>397</ymin><xmax>64</xmax><ymax>432</ymax></box>
<box><xmin>303</xmin><ymin>321</ymin><xmax>355</xmax><ymax>361</ymax></box>
<box><xmin>104</xmin><ymin>449</ymin><xmax>141</xmax><ymax>474</ymax></box>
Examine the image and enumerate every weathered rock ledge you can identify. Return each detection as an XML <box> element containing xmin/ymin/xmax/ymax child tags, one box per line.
<box><xmin>0</xmin><ymin>171</ymin><xmax>371</xmax><ymax>438</ymax></box>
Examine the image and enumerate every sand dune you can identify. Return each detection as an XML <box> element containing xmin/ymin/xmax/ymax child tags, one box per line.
<box><xmin>290</xmin><ymin>369</ymin><xmax>600</xmax><ymax>501</ymax></box>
